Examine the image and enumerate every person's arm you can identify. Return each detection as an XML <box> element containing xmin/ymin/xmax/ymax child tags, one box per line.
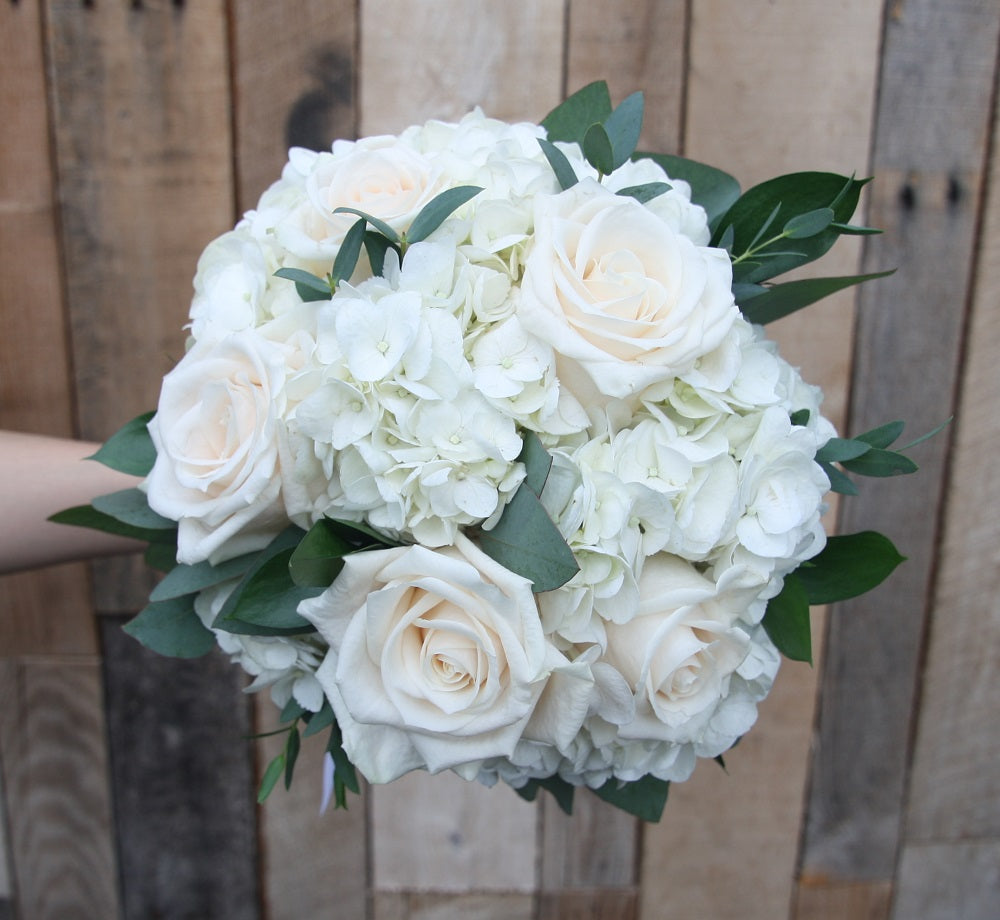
<box><xmin>0</xmin><ymin>431</ymin><xmax>146</xmax><ymax>574</ymax></box>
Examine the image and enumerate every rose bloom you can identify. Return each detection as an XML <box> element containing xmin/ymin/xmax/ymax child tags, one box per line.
<box><xmin>519</xmin><ymin>179</ymin><xmax>738</xmax><ymax>403</ymax></box>
<box><xmin>298</xmin><ymin>535</ymin><xmax>564</xmax><ymax>783</ymax></box>
<box><xmin>144</xmin><ymin>330</ymin><xmax>290</xmax><ymax>564</ymax></box>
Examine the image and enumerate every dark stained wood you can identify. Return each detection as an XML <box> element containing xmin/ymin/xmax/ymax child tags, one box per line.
<box><xmin>799</xmin><ymin>0</ymin><xmax>1000</xmax><ymax>884</ymax></box>
<box><xmin>537</xmin><ymin>889</ymin><xmax>639</xmax><ymax>920</ymax></box>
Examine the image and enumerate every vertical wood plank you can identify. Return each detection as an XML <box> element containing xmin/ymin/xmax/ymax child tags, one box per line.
<box><xmin>799</xmin><ymin>0</ymin><xmax>1000</xmax><ymax>898</ymax></box>
<box><xmin>0</xmin><ymin>659</ymin><xmax>119</xmax><ymax>920</ymax></box>
<box><xmin>231</xmin><ymin>0</ymin><xmax>358</xmax><ymax>212</ymax></box>
<box><xmin>641</xmin><ymin>3</ymin><xmax>883</xmax><ymax>919</ymax></box>
<box><xmin>373</xmin><ymin>892</ymin><xmax>535</xmax><ymax>920</ymax></box>
<box><xmin>358</xmin><ymin>0</ymin><xmax>565</xmax><ymax>136</ymax></box>
<box><xmin>565</xmin><ymin>1</ymin><xmax>687</xmax><ymax>152</ymax></box>
<box><xmin>892</xmin><ymin>842</ymin><xmax>1000</xmax><ymax>920</ymax></box>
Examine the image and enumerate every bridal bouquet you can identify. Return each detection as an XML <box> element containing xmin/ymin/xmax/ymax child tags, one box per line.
<box><xmin>56</xmin><ymin>83</ymin><xmax>932</xmax><ymax>821</ymax></box>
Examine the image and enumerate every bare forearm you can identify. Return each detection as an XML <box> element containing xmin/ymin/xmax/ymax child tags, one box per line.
<box><xmin>0</xmin><ymin>431</ymin><xmax>145</xmax><ymax>574</ymax></box>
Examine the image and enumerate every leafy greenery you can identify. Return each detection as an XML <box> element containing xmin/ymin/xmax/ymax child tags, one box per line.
<box><xmin>289</xmin><ymin>517</ymin><xmax>400</xmax><ymax>588</ymax></box>
<box><xmin>89</xmin><ymin>411</ymin><xmax>157</xmax><ymax>476</ymax></box>
<box><xmin>762</xmin><ymin>573</ymin><xmax>813</xmax><ymax>664</ymax></box>
<box><xmin>594</xmin><ymin>774</ymin><xmax>670</xmax><ymax>822</ymax></box>
<box><xmin>794</xmin><ymin>532</ymin><xmax>906</xmax><ymax>605</ymax></box>
<box><xmin>122</xmin><ymin>595</ymin><xmax>216</xmax><ymax>659</ymax></box>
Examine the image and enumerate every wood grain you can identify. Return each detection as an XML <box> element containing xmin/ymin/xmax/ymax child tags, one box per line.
<box><xmin>0</xmin><ymin>658</ymin><xmax>119</xmax><ymax>920</ymax></box>
<box><xmin>891</xmin><ymin>841</ymin><xmax>1000</xmax><ymax>920</ymax></box>
<box><xmin>800</xmin><ymin>0</ymin><xmax>1000</xmax><ymax>884</ymax></box>
<box><xmin>794</xmin><ymin>879</ymin><xmax>892</xmax><ymax>920</ymax></box>
<box><xmin>373</xmin><ymin>892</ymin><xmax>535</xmax><ymax>920</ymax></box>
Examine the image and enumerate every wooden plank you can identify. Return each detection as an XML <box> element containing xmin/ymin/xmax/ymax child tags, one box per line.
<box><xmin>900</xmin><ymin>75</ymin><xmax>1000</xmax><ymax>846</ymax></box>
<box><xmin>370</xmin><ymin>770</ymin><xmax>536</xmax><ymax>892</ymax></box>
<box><xmin>231</xmin><ymin>0</ymin><xmax>359</xmax><ymax>212</ymax></box>
<box><xmin>0</xmin><ymin>658</ymin><xmax>119</xmax><ymax>920</ymax></box>
<box><xmin>565</xmin><ymin>0</ymin><xmax>687</xmax><ymax>152</ymax></box>
<box><xmin>254</xmin><ymin>696</ymin><xmax>369</xmax><ymax>920</ymax></box>
<box><xmin>800</xmin><ymin>0</ymin><xmax>1000</xmax><ymax>887</ymax></box>
<box><xmin>642</xmin><ymin>3</ymin><xmax>882</xmax><ymax>918</ymax></box>
<box><xmin>794</xmin><ymin>880</ymin><xmax>892</xmax><ymax>920</ymax></box>
<box><xmin>891</xmin><ymin>841</ymin><xmax>1000</xmax><ymax>920</ymax></box>
<box><xmin>373</xmin><ymin>892</ymin><xmax>535</xmax><ymax>920</ymax></box>
<box><xmin>358</xmin><ymin>0</ymin><xmax>565</xmax><ymax>136</ymax></box>
<box><xmin>99</xmin><ymin>617</ymin><xmax>260</xmax><ymax>920</ymax></box>
<box><xmin>537</xmin><ymin>889</ymin><xmax>638</xmax><ymax>920</ymax></box>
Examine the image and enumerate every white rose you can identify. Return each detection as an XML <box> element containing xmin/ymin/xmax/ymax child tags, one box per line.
<box><xmin>519</xmin><ymin>180</ymin><xmax>738</xmax><ymax>402</ymax></box>
<box><xmin>297</xmin><ymin>535</ymin><xmax>562</xmax><ymax>783</ymax></box>
<box><xmin>145</xmin><ymin>330</ymin><xmax>289</xmax><ymax>564</ymax></box>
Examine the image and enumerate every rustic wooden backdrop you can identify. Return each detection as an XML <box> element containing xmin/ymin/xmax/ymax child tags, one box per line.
<box><xmin>1</xmin><ymin>1</ymin><xmax>997</xmax><ymax>918</ymax></box>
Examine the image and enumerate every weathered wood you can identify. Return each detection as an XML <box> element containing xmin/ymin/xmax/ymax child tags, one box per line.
<box><xmin>373</xmin><ymin>892</ymin><xmax>536</xmax><ymax>920</ymax></box>
<box><xmin>800</xmin><ymin>0</ymin><xmax>1000</xmax><ymax>885</ymax></box>
<box><xmin>100</xmin><ymin>617</ymin><xmax>259</xmax><ymax>920</ymax></box>
<box><xmin>794</xmin><ymin>880</ymin><xmax>892</xmax><ymax>920</ymax></box>
<box><xmin>565</xmin><ymin>0</ymin><xmax>687</xmax><ymax>152</ymax></box>
<box><xmin>358</xmin><ymin>0</ymin><xmax>565</xmax><ymax>136</ymax></box>
<box><xmin>891</xmin><ymin>841</ymin><xmax>1000</xmax><ymax>920</ymax></box>
<box><xmin>0</xmin><ymin>658</ymin><xmax>119</xmax><ymax>920</ymax></box>
<box><xmin>370</xmin><ymin>770</ymin><xmax>536</xmax><ymax>892</ymax></box>
<box><xmin>231</xmin><ymin>0</ymin><xmax>359</xmax><ymax>212</ymax></box>
<box><xmin>537</xmin><ymin>889</ymin><xmax>638</xmax><ymax>920</ymax></box>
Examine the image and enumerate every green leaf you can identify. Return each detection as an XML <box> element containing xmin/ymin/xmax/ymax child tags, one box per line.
<box><xmin>593</xmin><ymin>774</ymin><xmax>670</xmax><ymax>822</ymax></box>
<box><xmin>122</xmin><ymin>595</ymin><xmax>216</xmax><ymax>658</ymax></box>
<box><xmin>738</xmin><ymin>271</ymin><xmax>894</xmax><ymax>324</ymax></box>
<box><xmin>330</xmin><ymin>218</ymin><xmax>366</xmax><ymax>286</ymax></box>
<box><xmin>582</xmin><ymin>122</ymin><xmax>615</xmax><ymax>176</ymax></box>
<box><xmin>258</xmin><ymin>753</ymin><xmax>286</xmax><ymax>803</ymax></box>
<box><xmin>840</xmin><ymin>448</ymin><xmax>918</xmax><ymax>477</ymax></box>
<box><xmin>899</xmin><ymin>417</ymin><xmax>952</xmax><ymax>451</ymax></box>
<box><xmin>326</xmin><ymin>720</ymin><xmax>360</xmax><ymax>798</ymax></box>
<box><xmin>332</xmin><ymin>207</ymin><xmax>401</xmax><ymax>245</ymax></box>
<box><xmin>789</xmin><ymin>409</ymin><xmax>811</xmax><ymax>427</ymax></box>
<box><xmin>476</xmin><ymin>486</ymin><xmax>579</xmax><ymax>593</ymax></box>
<box><xmin>364</xmin><ymin>230</ymin><xmax>398</xmax><ymax>277</ymax></box>
<box><xmin>274</xmin><ymin>267</ymin><xmax>333</xmax><ymax>302</ymax></box>
<box><xmin>279</xmin><ymin>697</ymin><xmax>308</xmax><ymax>723</ymax></box>
<box><xmin>144</xmin><ymin>541</ymin><xmax>179</xmax><ymax>572</ymax></box>
<box><xmin>633</xmin><ymin>152</ymin><xmax>741</xmax><ymax>232</ymax></box>
<box><xmin>615</xmin><ymin>181</ymin><xmax>671</xmax><ymax>204</ymax></box>
<box><xmin>92</xmin><ymin>488</ymin><xmax>176</xmax><ymax>531</ymax></box>
<box><xmin>514</xmin><ymin>776</ymin><xmax>575</xmax><ymax>814</ymax></box>
<box><xmin>518</xmin><ymin>431</ymin><xmax>553</xmax><ymax>497</ymax></box>
<box><xmin>783</xmin><ymin>207</ymin><xmax>835</xmax><ymax>239</ymax></box>
<box><xmin>303</xmin><ymin>701</ymin><xmax>336</xmax><ymax>738</ymax></box>
<box><xmin>794</xmin><ymin>531</ymin><xmax>906</xmax><ymax>605</ymax></box>
<box><xmin>49</xmin><ymin>503</ymin><xmax>175</xmax><ymax>544</ymax></box>
<box><xmin>406</xmin><ymin>185</ymin><xmax>483</xmax><ymax>244</ymax></box>
<box><xmin>217</xmin><ymin>548</ymin><xmax>321</xmax><ymax>635</ymax></box>
<box><xmin>149</xmin><ymin>552</ymin><xmax>257</xmax><ymax>602</ymax></box>
<box><xmin>762</xmin><ymin>573</ymin><xmax>812</xmax><ymax>664</ymax></box>
<box><xmin>818</xmin><ymin>460</ymin><xmax>859</xmax><ymax>496</ymax></box>
<box><xmin>541</xmin><ymin>81</ymin><xmax>613</xmax><ymax>146</ymax></box>
<box><xmin>603</xmin><ymin>90</ymin><xmax>644</xmax><ymax>170</ymax></box>
<box><xmin>538</xmin><ymin>138</ymin><xmax>579</xmax><ymax>190</ymax></box>
<box><xmin>815</xmin><ymin>437</ymin><xmax>871</xmax><ymax>463</ymax></box>
<box><xmin>288</xmin><ymin>518</ymin><xmax>371</xmax><ymax>588</ymax></box>
<box><xmin>284</xmin><ymin>725</ymin><xmax>301</xmax><ymax>791</ymax></box>
<box><xmin>89</xmin><ymin>411</ymin><xmax>157</xmax><ymax>476</ymax></box>
<box><xmin>856</xmin><ymin>420</ymin><xmax>905</xmax><ymax>449</ymax></box>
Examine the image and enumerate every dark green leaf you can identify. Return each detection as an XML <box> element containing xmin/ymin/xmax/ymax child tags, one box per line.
<box><xmin>615</xmin><ymin>181</ymin><xmax>671</xmax><ymax>204</ymax></box>
<box><xmin>364</xmin><ymin>230</ymin><xmax>398</xmax><ymax>277</ymax></box>
<box><xmin>518</xmin><ymin>431</ymin><xmax>552</xmax><ymax>497</ymax></box>
<box><xmin>149</xmin><ymin>552</ymin><xmax>257</xmax><ymax>602</ymax></box>
<box><xmin>92</xmin><ymin>488</ymin><xmax>176</xmax><ymax>531</ymax></box>
<box><xmin>538</xmin><ymin>138</ymin><xmax>579</xmax><ymax>190</ymax></box>
<box><xmin>732</xmin><ymin>282</ymin><xmax>767</xmax><ymax>304</ymax></box>
<box><xmin>783</xmin><ymin>207</ymin><xmax>835</xmax><ymax>239</ymax></box>
<box><xmin>818</xmin><ymin>460</ymin><xmax>859</xmax><ymax>496</ymax></box>
<box><xmin>288</xmin><ymin>519</ymin><xmax>358</xmax><ymax>588</ymax></box>
<box><xmin>762</xmin><ymin>573</ymin><xmax>812</xmax><ymax>664</ymax></box>
<box><xmin>815</xmin><ymin>437</ymin><xmax>871</xmax><ymax>463</ymax></box>
<box><xmin>840</xmin><ymin>448</ymin><xmax>918</xmax><ymax>477</ymax></box>
<box><xmin>332</xmin><ymin>207</ymin><xmax>401</xmax><ymax>245</ymax></box>
<box><xmin>634</xmin><ymin>152</ymin><xmax>741</xmax><ymax>231</ymax></box>
<box><xmin>716</xmin><ymin>223</ymin><xmax>735</xmax><ymax>253</ymax></box>
<box><xmin>476</xmin><ymin>486</ymin><xmax>579</xmax><ymax>593</ymax></box>
<box><xmin>280</xmin><ymin>697</ymin><xmax>308</xmax><ymax>723</ymax></box>
<box><xmin>593</xmin><ymin>774</ymin><xmax>670</xmax><ymax>822</ymax></box>
<box><xmin>49</xmin><ymin>503</ymin><xmax>175</xmax><ymax>544</ymax></box>
<box><xmin>274</xmin><ymin>267</ymin><xmax>333</xmax><ymax>302</ymax></box>
<box><xmin>284</xmin><ymin>725</ymin><xmax>301</xmax><ymax>790</ymax></box>
<box><xmin>582</xmin><ymin>122</ymin><xmax>615</xmax><ymax>176</ymax></box>
<box><xmin>89</xmin><ymin>411</ymin><xmax>157</xmax><ymax>476</ymax></box>
<box><xmin>303</xmin><ymin>702</ymin><xmax>336</xmax><ymax>738</ymax></box>
<box><xmin>326</xmin><ymin>721</ymin><xmax>360</xmax><ymax>796</ymax></box>
<box><xmin>217</xmin><ymin>547</ymin><xmax>321</xmax><ymax>634</ymax></box>
<box><xmin>532</xmin><ymin>776</ymin><xmax>575</xmax><ymax>815</ymax></box>
<box><xmin>541</xmin><ymin>81</ymin><xmax>613</xmax><ymax>147</ymax></box>
<box><xmin>122</xmin><ymin>595</ymin><xmax>216</xmax><ymax>658</ymax></box>
<box><xmin>794</xmin><ymin>531</ymin><xmax>906</xmax><ymax>605</ymax></box>
<box><xmin>258</xmin><ymin>753</ymin><xmax>285</xmax><ymax>803</ymax></box>
<box><xmin>331</xmin><ymin>218</ymin><xmax>367</xmax><ymax>286</ymax></box>
<box><xmin>406</xmin><ymin>186</ymin><xmax>483</xmax><ymax>244</ymax></box>
<box><xmin>898</xmin><ymin>417</ymin><xmax>952</xmax><ymax>451</ymax></box>
<box><xmin>830</xmin><ymin>222</ymin><xmax>882</xmax><ymax>235</ymax></box>
<box><xmin>738</xmin><ymin>271</ymin><xmax>894</xmax><ymax>324</ymax></box>
<box><xmin>789</xmin><ymin>409</ymin><xmax>811</xmax><ymax>427</ymax></box>
<box><xmin>855</xmin><ymin>420</ymin><xmax>905</xmax><ymax>449</ymax></box>
<box><xmin>144</xmin><ymin>541</ymin><xmax>179</xmax><ymax>572</ymax></box>
<box><xmin>603</xmin><ymin>90</ymin><xmax>644</xmax><ymax>170</ymax></box>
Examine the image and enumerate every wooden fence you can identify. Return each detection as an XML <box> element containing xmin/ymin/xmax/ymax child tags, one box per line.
<box><xmin>1</xmin><ymin>1</ymin><xmax>997</xmax><ymax>918</ymax></box>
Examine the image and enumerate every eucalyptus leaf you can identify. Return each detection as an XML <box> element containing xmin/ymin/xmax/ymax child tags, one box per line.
<box><xmin>476</xmin><ymin>486</ymin><xmax>579</xmax><ymax>593</ymax></box>
<box><xmin>783</xmin><ymin>207</ymin><xmax>835</xmax><ymax>239</ymax></box>
<box><xmin>122</xmin><ymin>595</ymin><xmax>216</xmax><ymax>659</ymax></box>
<box><xmin>327</xmin><ymin>721</ymin><xmax>361</xmax><ymax>797</ymax></box>
<box><xmin>762</xmin><ymin>573</ymin><xmax>812</xmax><ymax>664</ymax></box>
<box><xmin>818</xmin><ymin>460</ymin><xmax>859</xmax><ymax>496</ymax></box>
<box><xmin>258</xmin><ymin>753</ymin><xmax>285</xmax><ymax>803</ymax></box>
<box><xmin>332</xmin><ymin>207</ymin><xmax>400</xmax><ymax>244</ymax></box>
<box><xmin>284</xmin><ymin>725</ymin><xmax>301</xmax><ymax>790</ymax></box>
<box><xmin>49</xmin><ymin>504</ymin><xmax>175</xmax><ymax>544</ymax></box>
<box><xmin>518</xmin><ymin>431</ymin><xmax>553</xmax><ymax>497</ymax></box>
<box><xmin>149</xmin><ymin>552</ymin><xmax>257</xmax><ymax>602</ymax></box>
<box><xmin>898</xmin><ymin>417</ymin><xmax>952</xmax><ymax>451</ymax></box>
<box><xmin>288</xmin><ymin>517</ymin><xmax>383</xmax><ymax>588</ymax></box>
<box><xmin>279</xmin><ymin>697</ymin><xmax>308</xmax><ymax>724</ymax></box>
<box><xmin>603</xmin><ymin>90</ymin><xmax>644</xmax><ymax>170</ymax></box>
<box><xmin>582</xmin><ymin>122</ymin><xmax>615</xmax><ymax>176</ymax></box>
<box><xmin>92</xmin><ymin>488</ymin><xmax>176</xmax><ymax>531</ymax></box>
<box><xmin>738</xmin><ymin>271</ymin><xmax>894</xmax><ymax>324</ymax></box>
<box><xmin>794</xmin><ymin>531</ymin><xmax>906</xmax><ymax>605</ymax></box>
<box><xmin>538</xmin><ymin>138</ymin><xmax>579</xmax><ymax>190</ymax></box>
<box><xmin>593</xmin><ymin>774</ymin><xmax>670</xmax><ymax>822</ymax></box>
<box><xmin>303</xmin><ymin>702</ymin><xmax>336</xmax><ymax>738</ymax></box>
<box><xmin>634</xmin><ymin>152</ymin><xmax>741</xmax><ymax>231</ymax></box>
<box><xmin>840</xmin><ymin>448</ymin><xmax>918</xmax><ymax>477</ymax></box>
<box><xmin>815</xmin><ymin>437</ymin><xmax>871</xmax><ymax>463</ymax></box>
<box><xmin>144</xmin><ymin>541</ymin><xmax>180</xmax><ymax>573</ymax></box>
<box><xmin>217</xmin><ymin>547</ymin><xmax>321</xmax><ymax>635</ymax></box>
<box><xmin>855</xmin><ymin>420</ymin><xmax>905</xmax><ymax>449</ymax></box>
<box><xmin>406</xmin><ymin>185</ymin><xmax>483</xmax><ymax>244</ymax></box>
<box><xmin>274</xmin><ymin>267</ymin><xmax>332</xmax><ymax>302</ymax></box>
<box><xmin>615</xmin><ymin>181</ymin><xmax>671</xmax><ymax>204</ymax></box>
<box><xmin>789</xmin><ymin>409</ymin><xmax>811</xmax><ymax>427</ymax></box>
<box><xmin>541</xmin><ymin>81</ymin><xmax>613</xmax><ymax>147</ymax></box>
<box><xmin>364</xmin><ymin>230</ymin><xmax>398</xmax><ymax>277</ymax></box>
<box><xmin>514</xmin><ymin>776</ymin><xmax>575</xmax><ymax>815</ymax></box>
<box><xmin>89</xmin><ymin>411</ymin><xmax>156</xmax><ymax>476</ymax></box>
<box><xmin>330</xmin><ymin>218</ymin><xmax>366</xmax><ymax>286</ymax></box>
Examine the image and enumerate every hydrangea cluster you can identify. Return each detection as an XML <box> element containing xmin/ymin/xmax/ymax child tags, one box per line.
<box><xmin>143</xmin><ymin>108</ymin><xmax>835</xmax><ymax>796</ymax></box>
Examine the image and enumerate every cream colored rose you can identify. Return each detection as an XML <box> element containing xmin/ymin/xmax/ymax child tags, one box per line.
<box><xmin>297</xmin><ymin>535</ymin><xmax>561</xmax><ymax>783</ymax></box>
<box><xmin>145</xmin><ymin>330</ymin><xmax>289</xmax><ymax>564</ymax></box>
<box><xmin>519</xmin><ymin>180</ymin><xmax>738</xmax><ymax>402</ymax></box>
